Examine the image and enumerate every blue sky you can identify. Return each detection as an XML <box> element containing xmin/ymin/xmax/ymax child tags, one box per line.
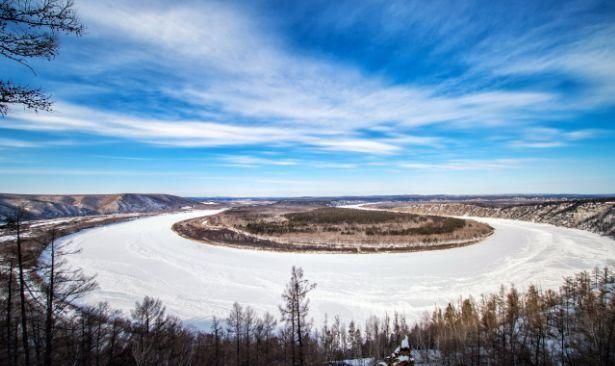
<box><xmin>1</xmin><ymin>0</ymin><xmax>614</xmax><ymax>196</ymax></box>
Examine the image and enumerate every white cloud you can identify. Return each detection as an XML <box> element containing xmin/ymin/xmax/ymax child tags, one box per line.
<box><xmin>6</xmin><ymin>0</ymin><xmax>609</xmax><ymax>161</ymax></box>
<box><xmin>220</xmin><ymin>155</ymin><xmax>299</xmax><ymax>168</ymax></box>
<box><xmin>400</xmin><ymin>159</ymin><xmax>527</xmax><ymax>171</ymax></box>
<box><xmin>3</xmin><ymin>103</ymin><xmax>296</xmax><ymax>147</ymax></box>
<box><xmin>471</xmin><ymin>22</ymin><xmax>615</xmax><ymax>108</ymax></box>
<box><xmin>0</xmin><ymin>168</ymin><xmax>195</xmax><ymax>176</ymax></box>
<box><xmin>306</xmin><ymin>138</ymin><xmax>401</xmax><ymax>154</ymax></box>
<box><xmin>3</xmin><ymin>103</ymin><xmax>415</xmax><ymax>154</ymax></box>
<box><xmin>510</xmin><ymin>127</ymin><xmax>601</xmax><ymax>149</ymax></box>
<box><xmin>0</xmin><ymin>138</ymin><xmax>82</xmax><ymax>149</ymax></box>
<box><xmin>0</xmin><ymin>138</ymin><xmax>39</xmax><ymax>148</ymax></box>
<box><xmin>218</xmin><ymin>155</ymin><xmax>361</xmax><ymax>169</ymax></box>
<box><xmin>510</xmin><ymin>141</ymin><xmax>565</xmax><ymax>149</ymax></box>
<box><xmin>74</xmin><ymin>1</ymin><xmax>560</xmax><ymax>133</ymax></box>
<box><xmin>311</xmin><ymin>162</ymin><xmax>359</xmax><ymax>169</ymax></box>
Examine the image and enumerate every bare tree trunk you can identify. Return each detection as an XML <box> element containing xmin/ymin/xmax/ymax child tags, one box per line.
<box><xmin>107</xmin><ymin>320</ymin><xmax>118</xmax><ymax>365</ymax></box>
<box><xmin>30</xmin><ymin>312</ymin><xmax>42</xmax><ymax>366</ymax></box>
<box><xmin>290</xmin><ymin>309</ymin><xmax>296</xmax><ymax>366</ymax></box>
<box><xmin>212</xmin><ymin>317</ymin><xmax>221</xmax><ymax>366</ymax></box>
<box><xmin>295</xmin><ymin>280</ymin><xmax>304</xmax><ymax>366</ymax></box>
<box><xmin>255</xmin><ymin>338</ymin><xmax>260</xmax><ymax>366</ymax></box>
<box><xmin>16</xmin><ymin>220</ymin><xmax>31</xmax><ymax>366</ymax></box>
<box><xmin>44</xmin><ymin>231</ymin><xmax>55</xmax><ymax>366</ymax></box>
<box><xmin>6</xmin><ymin>259</ymin><xmax>14</xmax><ymax>366</ymax></box>
<box><xmin>13</xmin><ymin>317</ymin><xmax>20</xmax><ymax>366</ymax></box>
<box><xmin>95</xmin><ymin>316</ymin><xmax>103</xmax><ymax>366</ymax></box>
<box><xmin>235</xmin><ymin>320</ymin><xmax>241</xmax><ymax>366</ymax></box>
<box><xmin>245</xmin><ymin>334</ymin><xmax>250</xmax><ymax>366</ymax></box>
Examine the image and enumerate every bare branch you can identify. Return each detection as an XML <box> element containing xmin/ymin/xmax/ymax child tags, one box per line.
<box><xmin>0</xmin><ymin>0</ymin><xmax>83</xmax><ymax>116</ymax></box>
<box><xmin>0</xmin><ymin>80</ymin><xmax>52</xmax><ymax>116</ymax></box>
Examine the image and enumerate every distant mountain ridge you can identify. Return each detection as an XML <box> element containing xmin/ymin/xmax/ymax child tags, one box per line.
<box><xmin>194</xmin><ymin>193</ymin><xmax>614</xmax><ymax>203</ymax></box>
<box><xmin>0</xmin><ymin>193</ymin><xmax>202</xmax><ymax>221</ymax></box>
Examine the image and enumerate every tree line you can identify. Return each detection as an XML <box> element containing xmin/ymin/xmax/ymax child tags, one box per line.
<box><xmin>409</xmin><ymin>267</ymin><xmax>615</xmax><ymax>365</ymax></box>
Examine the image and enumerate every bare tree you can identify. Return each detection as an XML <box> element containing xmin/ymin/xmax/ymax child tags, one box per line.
<box><xmin>227</xmin><ymin>302</ymin><xmax>243</xmax><ymax>366</ymax></box>
<box><xmin>1</xmin><ymin>255</ymin><xmax>16</xmax><ymax>364</ymax></box>
<box><xmin>279</xmin><ymin>266</ymin><xmax>316</xmax><ymax>366</ymax></box>
<box><xmin>130</xmin><ymin>296</ymin><xmax>168</xmax><ymax>366</ymax></box>
<box><xmin>0</xmin><ymin>0</ymin><xmax>84</xmax><ymax>116</ymax></box>
<box><xmin>209</xmin><ymin>316</ymin><xmax>224</xmax><ymax>366</ymax></box>
<box><xmin>38</xmin><ymin>228</ymin><xmax>96</xmax><ymax>366</ymax></box>
<box><xmin>253</xmin><ymin>312</ymin><xmax>276</xmax><ymax>366</ymax></box>
<box><xmin>243</xmin><ymin>305</ymin><xmax>255</xmax><ymax>365</ymax></box>
<box><xmin>4</xmin><ymin>208</ymin><xmax>32</xmax><ymax>366</ymax></box>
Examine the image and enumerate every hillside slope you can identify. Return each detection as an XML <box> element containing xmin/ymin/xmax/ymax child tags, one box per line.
<box><xmin>0</xmin><ymin>193</ymin><xmax>201</xmax><ymax>220</ymax></box>
<box><xmin>374</xmin><ymin>199</ymin><xmax>615</xmax><ymax>238</ymax></box>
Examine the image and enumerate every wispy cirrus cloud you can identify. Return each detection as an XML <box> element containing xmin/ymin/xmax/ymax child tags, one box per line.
<box><xmin>0</xmin><ymin>168</ymin><xmax>199</xmax><ymax>176</ymax></box>
<box><xmin>3</xmin><ymin>103</ymin><xmax>296</xmax><ymax>147</ymax></box>
<box><xmin>399</xmin><ymin>159</ymin><xmax>529</xmax><ymax>171</ymax></box>
<box><xmin>220</xmin><ymin>156</ymin><xmax>363</xmax><ymax>170</ymax></box>
<box><xmin>310</xmin><ymin>162</ymin><xmax>359</xmax><ymax>170</ymax></box>
<box><xmin>220</xmin><ymin>155</ymin><xmax>299</xmax><ymax>168</ymax></box>
<box><xmin>2</xmin><ymin>0</ymin><xmax>614</xmax><ymax>195</ymax></box>
<box><xmin>65</xmin><ymin>2</ymin><xmax>561</xmax><ymax>135</ymax></box>
<box><xmin>510</xmin><ymin>128</ymin><xmax>602</xmax><ymax>149</ymax></box>
<box><xmin>474</xmin><ymin>24</ymin><xmax>615</xmax><ymax>107</ymax></box>
<box><xmin>5</xmin><ymin>0</ymin><xmax>566</xmax><ymax>157</ymax></box>
<box><xmin>0</xmin><ymin>138</ymin><xmax>40</xmax><ymax>149</ymax></box>
<box><xmin>0</xmin><ymin>137</ymin><xmax>85</xmax><ymax>149</ymax></box>
<box><xmin>3</xmin><ymin>102</ymin><xmax>414</xmax><ymax>154</ymax></box>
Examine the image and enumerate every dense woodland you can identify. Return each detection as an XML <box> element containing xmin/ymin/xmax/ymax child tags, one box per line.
<box><xmin>236</xmin><ymin>208</ymin><xmax>466</xmax><ymax>235</ymax></box>
<box><xmin>1</xmin><ymin>215</ymin><xmax>614</xmax><ymax>365</ymax></box>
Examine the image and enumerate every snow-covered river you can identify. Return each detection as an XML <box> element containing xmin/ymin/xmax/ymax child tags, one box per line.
<box><xmin>54</xmin><ymin>209</ymin><xmax>615</xmax><ymax>329</ymax></box>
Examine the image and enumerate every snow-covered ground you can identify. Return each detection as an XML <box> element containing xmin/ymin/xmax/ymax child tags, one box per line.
<box><xmin>0</xmin><ymin>234</ymin><xmax>17</xmax><ymax>242</ymax></box>
<box><xmin>53</xmin><ymin>209</ymin><xmax>615</xmax><ymax>329</ymax></box>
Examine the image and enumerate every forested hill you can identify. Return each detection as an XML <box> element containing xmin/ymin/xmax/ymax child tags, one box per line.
<box><xmin>0</xmin><ymin>193</ymin><xmax>203</xmax><ymax>221</ymax></box>
<box><xmin>373</xmin><ymin>199</ymin><xmax>615</xmax><ymax>238</ymax></box>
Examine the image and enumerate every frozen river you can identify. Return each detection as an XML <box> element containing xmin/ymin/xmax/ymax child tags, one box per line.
<box><xmin>53</xmin><ymin>209</ymin><xmax>615</xmax><ymax>329</ymax></box>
